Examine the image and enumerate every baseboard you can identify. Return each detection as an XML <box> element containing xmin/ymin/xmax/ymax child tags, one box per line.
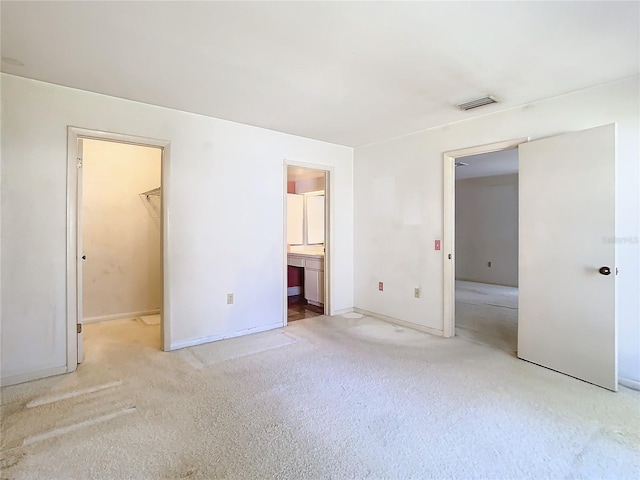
<box><xmin>619</xmin><ymin>377</ymin><xmax>640</xmax><ymax>391</ymax></box>
<box><xmin>354</xmin><ymin>308</ymin><xmax>444</xmax><ymax>337</ymax></box>
<box><xmin>331</xmin><ymin>307</ymin><xmax>354</xmax><ymax>316</ymax></box>
<box><xmin>1</xmin><ymin>365</ymin><xmax>68</xmax><ymax>387</ymax></box>
<box><xmin>287</xmin><ymin>286</ymin><xmax>302</xmax><ymax>296</ymax></box>
<box><xmin>84</xmin><ymin>309</ymin><xmax>161</xmax><ymax>324</ymax></box>
<box><xmin>169</xmin><ymin>322</ymin><xmax>283</xmax><ymax>351</ymax></box>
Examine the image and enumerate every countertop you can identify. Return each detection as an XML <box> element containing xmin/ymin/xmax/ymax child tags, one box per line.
<box><xmin>287</xmin><ymin>251</ymin><xmax>324</xmax><ymax>259</ymax></box>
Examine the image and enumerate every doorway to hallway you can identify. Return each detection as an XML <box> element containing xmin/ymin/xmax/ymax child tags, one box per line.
<box><xmin>453</xmin><ymin>148</ymin><xmax>519</xmax><ymax>355</ymax></box>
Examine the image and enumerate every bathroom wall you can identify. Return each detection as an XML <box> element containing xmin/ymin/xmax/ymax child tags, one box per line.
<box><xmin>82</xmin><ymin>139</ymin><xmax>162</xmax><ymax>321</ymax></box>
<box><xmin>294</xmin><ymin>177</ymin><xmax>324</xmax><ymax>194</ymax></box>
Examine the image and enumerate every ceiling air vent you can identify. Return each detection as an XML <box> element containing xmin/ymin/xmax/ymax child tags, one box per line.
<box><xmin>457</xmin><ymin>96</ymin><xmax>497</xmax><ymax>111</ymax></box>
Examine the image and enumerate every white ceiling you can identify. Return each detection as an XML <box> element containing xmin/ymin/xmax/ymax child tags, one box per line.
<box><xmin>2</xmin><ymin>1</ymin><xmax>638</xmax><ymax>147</ymax></box>
<box><xmin>455</xmin><ymin>148</ymin><xmax>518</xmax><ymax>181</ymax></box>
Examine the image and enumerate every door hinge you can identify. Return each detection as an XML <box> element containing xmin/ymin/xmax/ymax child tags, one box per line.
<box><xmin>616</xmin><ymin>267</ymin><xmax>619</xmax><ymax>275</ymax></box>
<box><xmin>76</xmin><ymin>158</ymin><xmax>83</xmax><ymax>168</ymax></box>
<box><xmin>77</xmin><ymin>323</ymin><xmax>83</xmax><ymax>334</ymax></box>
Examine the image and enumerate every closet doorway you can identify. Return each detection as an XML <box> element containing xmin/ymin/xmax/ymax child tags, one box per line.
<box><xmin>284</xmin><ymin>163</ymin><xmax>331</xmax><ymax>324</ymax></box>
<box><xmin>66</xmin><ymin>128</ymin><xmax>170</xmax><ymax>371</ymax></box>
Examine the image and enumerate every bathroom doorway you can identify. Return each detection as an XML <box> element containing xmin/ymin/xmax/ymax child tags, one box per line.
<box><xmin>284</xmin><ymin>164</ymin><xmax>330</xmax><ymax>324</ymax></box>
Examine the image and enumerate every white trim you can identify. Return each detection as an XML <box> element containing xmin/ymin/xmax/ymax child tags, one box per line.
<box><xmin>169</xmin><ymin>322</ymin><xmax>283</xmax><ymax>351</ymax></box>
<box><xmin>287</xmin><ymin>286</ymin><xmax>302</xmax><ymax>296</ymax></box>
<box><xmin>354</xmin><ymin>308</ymin><xmax>445</xmax><ymax>337</ymax></box>
<box><xmin>66</xmin><ymin>128</ymin><xmax>79</xmax><ymax>372</ymax></box>
<box><xmin>283</xmin><ymin>160</ymin><xmax>334</xmax><ymax>329</ymax></box>
<box><xmin>442</xmin><ymin>137</ymin><xmax>529</xmax><ymax>339</ymax></box>
<box><xmin>619</xmin><ymin>377</ymin><xmax>640</xmax><ymax>391</ymax></box>
<box><xmin>84</xmin><ymin>309</ymin><xmax>161</xmax><ymax>324</ymax></box>
<box><xmin>67</xmin><ymin>127</ymin><xmax>172</xmax><ymax>376</ymax></box>
<box><xmin>331</xmin><ymin>307</ymin><xmax>354</xmax><ymax>316</ymax></box>
<box><xmin>1</xmin><ymin>366</ymin><xmax>68</xmax><ymax>387</ymax></box>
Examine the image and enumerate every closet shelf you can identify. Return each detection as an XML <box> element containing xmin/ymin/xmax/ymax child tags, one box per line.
<box><xmin>140</xmin><ymin>187</ymin><xmax>161</xmax><ymax>199</ymax></box>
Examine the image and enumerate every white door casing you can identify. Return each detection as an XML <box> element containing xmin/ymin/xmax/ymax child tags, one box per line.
<box><xmin>76</xmin><ymin>138</ymin><xmax>84</xmax><ymax>364</ymax></box>
<box><xmin>518</xmin><ymin>124</ymin><xmax>617</xmax><ymax>391</ymax></box>
<box><xmin>442</xmin><ymin>138</ymin><xmax>529</xmax><ymax>338</ymax></box>
<box><xmin>67</xmin><ymin>127</ymin><xmax>171</xmax><ymax>372</ymax></box>
<box><xmin>283</xmin><ymin>161</ymin><xmax>333</xmax><ymax>325</ymax></box>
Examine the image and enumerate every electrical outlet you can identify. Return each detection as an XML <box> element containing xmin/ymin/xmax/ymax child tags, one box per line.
<box><xmin>227</xmin><ymin>293</ymin><xmax>234</xmax><ymax>304</ymax></box>
<box><xmin>487</xmin><ymin>261</ymin><xmax>492</xmax><ymax>268</ymax></box>
<box><xmin>378</xmin><ymin>282</ymin><xmax>384</xmax><ymax>292</ymax></box>
<box><xmin>414</xmin><ymin>288</ymin><xmax>420</xmax><ymax>298</ymax></box>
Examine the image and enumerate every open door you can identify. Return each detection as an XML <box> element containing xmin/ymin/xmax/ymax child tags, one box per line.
<box><xmin>518</xmin><ymin>124</ymin><xmax>616</xmax><ymax>391</ymax></box>
<box><xmin>76</xmin><ymin>138</ymin><xmax>84</xmax><ymax>364</ymax></box>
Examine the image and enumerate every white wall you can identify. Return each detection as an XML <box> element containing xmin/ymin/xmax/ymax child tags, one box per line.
<box><xmin>82</xmin><ymin>139</ymin><xmax>162</xmax><ymax>321</ymax></box>
<box><xmin>1</xmin><ymin>74</ymin><xmax>354</xmax><ymax>383</ymax></box>
<box><xmin>455</xmin><ymin>174</ymin><xmax>518</xmax><ymax>287</ymax></box>
<box><xmin>354</xmin><ymin>77</ymin><xmax>640</xmax><ymax>384</ymax></box>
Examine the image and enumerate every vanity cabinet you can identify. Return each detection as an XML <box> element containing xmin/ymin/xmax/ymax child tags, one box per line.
<box><xmin>303</xmin><ymin>258</ymin><xmax>324</xmax><ymax>306</ymax></box>
<box><xmin>287</xmin><ymin>254</ymin><xmax>324</xmax><ymax>306</ymax></box>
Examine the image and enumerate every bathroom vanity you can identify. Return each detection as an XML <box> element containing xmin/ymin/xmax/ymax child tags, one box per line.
<box><xmin>287</xmin><ymin>253</ymin><xmax>324</xmax><ymax>307</ymax></box>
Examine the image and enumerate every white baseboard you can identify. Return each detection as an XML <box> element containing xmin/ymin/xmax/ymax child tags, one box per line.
<box><xmin>1</xmin><ymin>365</ymin><xmax>68</xmax><ymax>387</ymax></box>
<box><xmin>354</xmin><ymin>308</ymin><xmax>444</xmax><ymax>337</ymax></box>
<box><xmin>619</xmin><ymin>377</ymin><xmax>640</xmax><ymax>391</ymax></box>
<box><xmin>287</xmin><ymin>286</ymin><xmax>301</xmax><ymax>296</ymax></box>
<box><xmin>84</xmin><ymin>309</ymin><xmax>161</xmax><ymax>324</ymax></box>
<box><xmin>331</xmin><ymin>307</ymin><xmax>354</xmax><ymax>316</ymax></box>
<box><xmin>169</xmin><ymin>322</ymin><xmax>283</xmax><ymax>351</ymax></box>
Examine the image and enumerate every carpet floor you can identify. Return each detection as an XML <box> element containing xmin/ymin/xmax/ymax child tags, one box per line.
<box><xmin>455</xmin><ymin>280</ymin><xmax>518</xmax><ymax>355</ymax></box>
<box><xmin>1</xmin><ymin>315</ymin><xmax>638</xmax><ymax>479</ymax></box>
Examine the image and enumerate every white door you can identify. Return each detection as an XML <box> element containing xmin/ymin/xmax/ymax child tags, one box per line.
<box><xmin>76</xmin><ymin>138</ymin><xmax>84</xmax><ymax>364</ymax></box>
<box><xmin>287</xmin><ymin>193</ymin><xmax>304</xmax><ymax>245</ymax></box>
<box><xmin>518</xmin><ymin>124</ymin><xmax>616</xmax><ymax>391</ymax></box>
<box><xmin>306</xmin><ymin>194</ymin><xmax>325</xmax><ymax>244</ymax></box>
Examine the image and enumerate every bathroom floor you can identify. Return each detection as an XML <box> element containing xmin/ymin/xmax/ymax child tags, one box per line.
<box><xmin>287</xmin><ymin>295</ymin><xmax>324</xmax><ymax>322</ymax></box>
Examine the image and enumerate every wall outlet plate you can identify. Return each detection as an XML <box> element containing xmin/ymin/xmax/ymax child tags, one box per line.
<box><xmin>378</xmin><ymin>282</ymin><xmax>383</xmax><ymax>291</ymax></box>
<box><xmin>227</xmin><ymin>293</ymin><xmax>234</xmax><ymax>304</ymax></box>
<box><xmin>414</xmin><ymin>288</ymin><xmax>420</xmax><ymax>298</ymax></box>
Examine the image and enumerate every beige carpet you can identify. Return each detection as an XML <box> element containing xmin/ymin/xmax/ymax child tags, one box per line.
<box><xmin>455</xmin><ymin>280</ymin><xmax>518</xmax><ymax>355</ymax></box>
<box><xmin>1</xmin><ymin>315</ymin><xmax>639</xmax><ymax>479</ymax></box>
<box><xmin>138</xmin><ymin>314</ymin><xmax>161</xmax><ymax>325</ymax></box>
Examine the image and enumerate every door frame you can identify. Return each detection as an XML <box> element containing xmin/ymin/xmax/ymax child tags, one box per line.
<box><xmin>442</xmin><ymin>137</ymin><xmax>528</xmax><ymax>338</ymax></box>
<box><xmin>283</xmin><ymin>160</ymin><xmax>334</xmax><ymax>326</ymax></box>
<box><xmin>66</xmin><ymin>127</ymin><xmax>171</xmax><ymax>372</ymax></box>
